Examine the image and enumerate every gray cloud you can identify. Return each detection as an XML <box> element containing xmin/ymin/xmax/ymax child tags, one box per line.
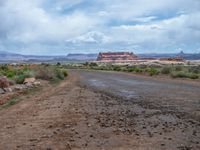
<box><xmin>0</xmin><ymin>0</ymin><xmax>200</xmax><ymax>54</ymax></box>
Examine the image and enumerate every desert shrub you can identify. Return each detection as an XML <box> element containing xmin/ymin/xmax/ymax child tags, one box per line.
<box><xmin>5</xmin><ymin>69</ymin><xmax>16</xmax><ymax>78</ymax></box>
<box><xmin>56</xmin><ymin>62</ymin><xmax>61</xmax><ymax>66</ymax></box>
<box><xmin>175</xmin><ymin>66</ymin><xmax>183</xmax><ymax>71</ymax></box>
<box><xmin>188</xmin><ymin>73</ymin><xmax>199</xmax><ymax>79</ymax></box>
<box><xmin>171</xmin><ymin>71</ymin><xmax>187</xmax><ymax>78</ymax></box>
<box><xmin>62</xmin><ymin>69</ymin><xmax>68</xmax><ymax>77</ymax></box>
<box><xmin>35</xmin><ymin>66</ymin><xmax>55</xmax><ymax>80</ymax></box>
<box><xmin>161</xmin><ymin>66</ymin><xmax>172</xmax><ymax>74</ymax></box>
<box><xmin>146</xmin><ymin>68</ymin><xmax>159</xmax><ymax>76</ymax></box>
<box><xmin>0</xmin><ymin>65</ymin><xmax>8</xmax><ymax>71</ymax></box>
<box><xmin>127</xmin><ymin>67</ymin><xmax>135</xmax><ymax>72</ymax></box>
<box><xmin>55</xmin><ymin>68</ymin><xmax>65</xmax><ymax>80</ymax></box>
<box><xmin>23</xmin><ymin>70</ymin><xmax>35</xmax><ymax>78</ymax></box>
<box><xmin>135</xmin><ymin>67</ymin><xmax>143</xmax><ymax>73</ymax></box>
<box><xmin>89</xmin><ymin>62</ymin><xmax>98</xmax><ymax>67</ymax></box>
<box><xmin>14</xmin><ymin>70</ymin><xmax>35</xmax><ymax>84</ymax></box>
<box><xmin>171</xmin><ymin>71</ymin><xmax>199</xmax><ymax>79</ymax></box>
<box><xmin>188</xmin><ymin>66</ymin><xmax>200</xmax><ymax>74</ymax></box>
<box><xmin>113</xmin><ymin>66</ymin><xmax>121</xmax><ymax>71</ymax></box>
<box><xmin>14</xmin><ymin>74</ymin><xmax>26</xmax><ymax>84</ymax></box>
<box><xmin>84</xmin><ymin>62</ymin><xmax>89</xmax><ymax>66</ymax></box>
<box><xmin>139</xmin><ymin>65</ymin><xmax>147</xmax><ymax>69</ymax></box>
<box><xmin>35</xmin><ymin>66</ymin><xmax>67</xmax><ymax>81</ymax></box>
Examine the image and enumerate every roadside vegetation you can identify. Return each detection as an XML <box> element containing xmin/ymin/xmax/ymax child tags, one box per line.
<box><xmin>0</xmin><ymin>63</ymin><xmax>68</xmax><ymax>108</ymax></box>
<box><xmin>0</xmin><ymin>64</ymin><xmax>68</xmax><ymax>84</ymax></box>
<box><xmin>77</xmin><ymin>62</ymin><xmax>200</xmax><ymax>79</ymax></box>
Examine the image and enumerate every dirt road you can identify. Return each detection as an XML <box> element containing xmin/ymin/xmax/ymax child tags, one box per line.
<box><xmin>0</xmin><ymin>70</ymin><xmax>199</xmax><ymax>150</ymax></box>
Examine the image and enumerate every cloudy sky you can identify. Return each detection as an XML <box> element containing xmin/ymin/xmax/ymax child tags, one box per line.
<box><xmin>0</xmin><ymin>0</ymin><xmax>200</xmax><ymax>55</ymax></box>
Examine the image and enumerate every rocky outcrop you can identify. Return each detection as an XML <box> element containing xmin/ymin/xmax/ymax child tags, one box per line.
<box><xmin>97</xmin><ymin>52</ymin><xmax>138</xmax><ymax>62</ymax></box>
<box><xmin>0</xmin><ymin>76</ymin><xmax>10</xmax><ymax>89</ymax></box>
<box><xmin>0</xmin><ymin>77</ymin><xmax>41</xmax><ymax>96</ymax></box>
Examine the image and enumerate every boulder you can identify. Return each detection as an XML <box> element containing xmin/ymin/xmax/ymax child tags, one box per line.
<box><xmin>33</xmin><ymin>81</ymin><xmax>41</xmax><ymax>86</ymax></box>
<box><xmin>25</xmin><ymin>82</ymin><xmax>33</xmax><ymax>88</ymax></box>
<box><xmin>4</xmin><ymin>88</ymin><xmax>12</xmax><ymax>92</ymax></box>
<box><xmin>14</xmin><ymin>85</ymin><xmax>26</xmax><ymax>91</ymax></box>
<box><xmin>0</xmin><ymin>88</ymin><xmax>5</xmax><ymax>94</ymax></box>
<box><xmin>0</xmin><ymin>76</ymin><xmax>9</xmax><ymax>88</ymax></box>
<box><xmin>23</xmin><ymin>78</ymin><xmax>36</xmax><ymax>84</ymax></box>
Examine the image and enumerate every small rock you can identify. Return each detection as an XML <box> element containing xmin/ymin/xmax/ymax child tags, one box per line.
<box><xmin>25</xmin><ymin>82</ymin><xmax>33</xmax><ymax>88</ymax></box>
<box><xmin>65</xmin><ymin>124</ymin><xmax>71</xmax><ymax>128</ymax></box>
<box><xmin>0</xmin><ymin>88</ymin><xmax>5</xmax><ymax>94</ymax></box>
<box><xmin>33</xmin><ymin>81</ymin><xmax>41</xmax><ymax>86</ymax></box>
<box><xmin>75</xmin><ymin>131</ymin><xmax>79</xmax><ymax>134</ymax></box>
<box><xmin>4</xmin><ymin>88</ymin><xmax>12</xmax><ymax>92</ymax></box>
<box><xmin>87</xmin><ymin>123</ymin><xmax>91</xmax><ymax>127</ymax></box>
<box><xmin>90</xmin><ymin>134</ymin><xmax>93</xmax><ymax>138</ymax></box>
<box><xmin>14</xmin><ymin>85</ymin><xmax>24</xmax><ymax>90</ymax></box>
<box><xmin>29</xmin><ymin>138</ymin><xmax>39</xmax><ymax>142</ymax></box>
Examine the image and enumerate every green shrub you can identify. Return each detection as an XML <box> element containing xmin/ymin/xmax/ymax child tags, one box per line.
<box><xmin>89</xmin><ymin>62</ymin><xmax>98</xmax><ymax>67</ymax></box>
<box><xmin>135</xmin><ymin>67</ymin><xmax>143</xmax><ymax>73</ymax></box>
<box><xmin>127</xmin><ymin>67</ymin><xmax>135</xmax><ymax>72</ymax></box>
<box><xmin>62</xmin><ymin>69</ymin><xmax>68</xmax><ymax>77</ymax></box>
<box><xmin>0</xmin><ymin>65</ymin><xmax>8</xmax><ymax>71</ymax></box>
<box><xmin>23</xmin><ymin>70</ymin><xmax>35</xmax><ymax>78</ymax></box>
<box><xmin>6</xmin><ymin>70</ymin><xmax>16</xmax><ymax>78</ymax></box>
<box><xmin>170</xmin><ymin>71</ymin><xmax>199</xmax><ymax>79</ymax></box>
<box><xmin>171</xmin><ymin>71</ymin><xmax>187</xmax><ymax>78</ymax></box>
<box><xmin>175</xmin><ymin>66</ymin><xmax>183</xmax><ymax>71</ymax></box>
<box><xmin>146</xmin><ymin>68</ymin><xmax>159</xmax><ymax>76</ymax></box>
<box><xmin>188</xmin><ymin>73</ymin><xmax>199</xmax><ymax>79</ymax></box>
<box><xmin>14</xmin><ymin>74</ymin><xmax>26</xmax><ymax>84</ymax></box>
<box><xmin>188</xmin><ymin>66</ymin><xmax>200</xmax><ymax>74</ymax></box>
<box><xmin>55</xmin><ymin>68</ymin><xmax>65</xmax><ymax>80</ymax></box>
<box><xmin>113</xmin><ymin>66</ymin><xmax>121</xmax><ymax>71</ymax></box>
<box><xmin>35</xmin><ymin>66</ymin><xmax>55</xmax><ymax>80</ymax></box>
<box><xmin>13</xmin><ymin>70</ymin><xmax>35</xmax><ymax>84</ymax></box>
<box><xmin>35</xmin><ymin>66</ymin><xmax>67</xmax><ymax>81</ymax></box>
<box><xmin>161</xmin><ymin>66</ymin><xmax>172</xmax><ymax>74</ymax></box>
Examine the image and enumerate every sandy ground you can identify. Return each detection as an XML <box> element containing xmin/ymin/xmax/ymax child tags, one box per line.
<box><xmin>0</xmin><ymin>70</ymin><xmax>199</xmax><ymax>150</ymax></box>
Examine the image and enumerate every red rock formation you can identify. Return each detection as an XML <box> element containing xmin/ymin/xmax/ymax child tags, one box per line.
<box><xmin>97</xmin><ymin>52</ymin><xmax>138</xmax><ymax>61</ymax></box>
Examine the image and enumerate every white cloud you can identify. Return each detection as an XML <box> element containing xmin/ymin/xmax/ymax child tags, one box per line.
<box><xmin>0</xmin><ymin>0</ymin><xmax>200</xmax><ymax>54</ymax></box>
<box><xmin>68</xmin><ymin>31</ymin><xmax>111</xmax><ymax>44</ymax></box>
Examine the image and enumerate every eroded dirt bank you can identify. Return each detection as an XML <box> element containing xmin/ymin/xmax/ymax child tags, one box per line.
<box><xmin>0</xmin><ymin>70</ymin><xmax>199</xmax><ymax>150</ymax></box>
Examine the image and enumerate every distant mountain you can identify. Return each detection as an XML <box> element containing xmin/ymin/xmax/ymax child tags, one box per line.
<box><xmin>138</xmin><ymin>53</ymin><xmax>177</xmax><ymax>58</ymax></box>
<box><xmin>66</xmin><ymin>53</ymin><xmax>98</xmax><ymax>61</ymax></box>
<box><xmin>0</xmin><ymin>51</ymin><xmax>62</xmax><ymax>63</ymax></box>
<box><xmin>177</xmin><ymin>51</ymin><xmax>200</xmax><ymax>60</ymax></box>
<box><xmin>0</xmin><ymin>51</ymin><xmax>200</xmax><ymax>64</ymax></box>
<box><xmin>138</xmin><ymin>52</ymin><xmax>200</xmax><ymax>60</ymax></box>
<box><xmin>0</xmin><ymin>51</ymin><xmax>24</xmax><ymax>62</ymax></box>
<box><xmin>0</xmin><ymin>51</ymin><xmax>98</xmax><ymax>63</ymax></box>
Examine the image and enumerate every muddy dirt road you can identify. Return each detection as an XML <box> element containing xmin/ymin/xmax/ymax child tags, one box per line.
<box><xmin>0</xmin><ymin>70</ymin><xmax>199</xmax><ymax>150</ymax></box>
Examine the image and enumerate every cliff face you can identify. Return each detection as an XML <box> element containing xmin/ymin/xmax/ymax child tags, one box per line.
<box><xmin>97</xmin><ymin>52</ymin><xmax>138</xmax><ymax>61</ymax></box>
